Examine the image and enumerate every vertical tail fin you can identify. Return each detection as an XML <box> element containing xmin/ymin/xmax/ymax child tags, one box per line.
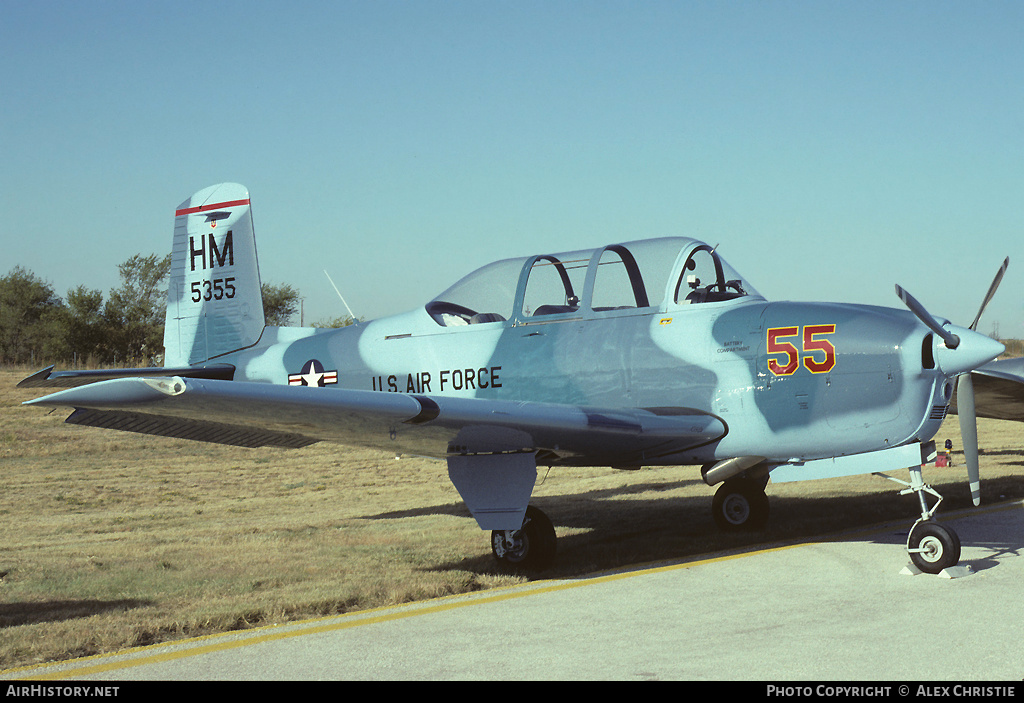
<box><xmin>164</xmin><ymin>183</ymin><xmax>265</xmax><ymax>366</ymax></box>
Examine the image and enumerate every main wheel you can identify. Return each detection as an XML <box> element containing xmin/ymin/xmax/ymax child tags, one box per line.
<box><xmin>908</xmin><ymin>521</ymin><xmax>961</xmax><ymax>574</ymax></box>
<box><xmin>712</xmin><ymin>478</ymin><xmax>770</xmax><ymax>531</ymax></box>
<box><xmin>491</xmin><ymin>505</ymin><xmax>557</xmax><ymax>572</ymax></box>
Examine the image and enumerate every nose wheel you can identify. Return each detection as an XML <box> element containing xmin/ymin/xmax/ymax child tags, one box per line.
<box><xmin>876</xmin><ymin>464</ymin><xmax>962</xmax><ymax>575</ymax></box>
<box><xmin>907</xmin><ymin>520</ymin><xmax>961</xmax><ymax>574</ymax></box>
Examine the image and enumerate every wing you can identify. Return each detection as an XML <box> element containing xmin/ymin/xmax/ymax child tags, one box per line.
<box><xmin>951</xmin><ymin>357</ymin><xmax>1024</xmax><ymax>422</ymax></box>
<box><xmin>24</xmin><ymin>377</ymin><xmax>727</xmax><ymax>464</ymax></box>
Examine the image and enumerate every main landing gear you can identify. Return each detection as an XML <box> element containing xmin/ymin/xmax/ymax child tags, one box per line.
<box><xmin>491</xmin><ymin>505</ymin><xmax>557</xmax><ymax>572</ymax></box>
<box><xmin>711</xmin><ymin>476</ymin><xmax>770</xmax><ymax>531</ymax></box>
<box><xmin>876</xmin><ymin>465</ymin><xmax>961</xmax><ymax>574</ymax></box>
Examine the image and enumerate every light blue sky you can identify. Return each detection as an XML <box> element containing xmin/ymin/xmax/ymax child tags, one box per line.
<box><xmin>3</xmin><ymin>1</ymin><xmax>1022</xmax><ymax>335</ymax></box>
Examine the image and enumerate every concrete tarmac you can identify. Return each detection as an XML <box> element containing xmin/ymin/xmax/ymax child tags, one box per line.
<box><xmin>3</xmin><ymin>501</ymin><xmax>1022</xmax><ymax>681</ymax></box>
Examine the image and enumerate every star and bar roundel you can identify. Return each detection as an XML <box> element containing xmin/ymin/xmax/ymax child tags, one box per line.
<box><xmin>288</xmin><ymin>359</ymin><xmax>338</xmax><ymax>387</ymax></box>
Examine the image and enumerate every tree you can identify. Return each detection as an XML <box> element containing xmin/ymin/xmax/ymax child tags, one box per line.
<box><xmin>313</xmin><ymin>315</ymin><xmax>360</xmax><ymax>328</ymax></box>
<box><xmin>65</xmin><ymin>285</ymin><xmax>107</xmax><ymax>363</ymax></box>
<box><xmin>103</xmin><ymin>254</ymin><xmax>171</xmax><ymax>363</ymax></box>
<box><xmin>262</xmin><ymin>282</ymin><xmax>300</xmax><ymax>326</ymax></box>
<box><xmin>0</xmin><ymin>266</ymin><xmax>67</xmax><ymax>364</ymax></box>
<box><xmin>1</xmin><ymin>257</ymin><xmax>310</xmax><ymax>364</ymax></box>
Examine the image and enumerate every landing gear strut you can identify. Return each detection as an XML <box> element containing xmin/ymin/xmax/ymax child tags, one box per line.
<box><xmin>491</xmin><ymin>505</ymin><xmax>557</xmax><ymax>572</ymax></box>
<box><xmin>876</xmin><ymin>465</ymin><xmax>961</xmax><ymax>574</ymax></box>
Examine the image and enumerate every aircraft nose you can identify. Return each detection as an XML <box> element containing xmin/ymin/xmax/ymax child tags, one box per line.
<box><xmin>933</xmin><ymin>325</ymin><xmax>1005</xmax><ymax>377</ymax></box>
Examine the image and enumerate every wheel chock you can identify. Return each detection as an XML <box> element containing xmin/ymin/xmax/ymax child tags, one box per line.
<box><xmin>900</xmin><ymin>563</ymin><xmax>974</xmax><ymax>578</ymax></box>
<box><xmin>938</xmin><ymin>565</ymin><xmax>974</xmax><ymax>579</ymax></box>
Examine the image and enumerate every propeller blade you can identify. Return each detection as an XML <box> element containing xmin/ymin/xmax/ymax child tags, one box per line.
<box><xmin>895</xmin><ymin>258</ymin><xmax>1009</xmax><ymax>509</ymax></box>
<box><xmin>969</xmin><ymin>257</ymin><xmax>1009</xmax><ymax>331</ymax></box>
<box><xmin>957</xmin><ymin>372</ymin><xmax>982</xmax><ymax>506</ymax></box>
<box><xmin>895</xmin><ymin>284</ymin><xmax>960</xmax><ymax>349</ymax></box>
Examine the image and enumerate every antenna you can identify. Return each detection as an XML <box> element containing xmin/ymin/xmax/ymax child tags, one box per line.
<box><xmin>323</xmin><ymin>270</ymin><xmax>359</xmax><ymax>325</ymax></box>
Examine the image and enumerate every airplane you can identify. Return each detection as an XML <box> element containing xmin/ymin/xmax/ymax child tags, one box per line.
<box><xmin>19</xmin><ymin>182</ymin><xmax>1021</xmax><ymax>575</ymax></box>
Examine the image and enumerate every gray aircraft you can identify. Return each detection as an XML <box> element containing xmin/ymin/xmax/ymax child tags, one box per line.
<box><xmin>20</xmin><ymin>183</ymin><xmax>1020</xmax><ymax>574</ymax></box>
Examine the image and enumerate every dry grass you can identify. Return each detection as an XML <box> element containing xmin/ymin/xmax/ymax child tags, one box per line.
<box><xmin>1</xmin><ymin>367</ymin><xmax>1023</xmax><ymax>669</ymax></box>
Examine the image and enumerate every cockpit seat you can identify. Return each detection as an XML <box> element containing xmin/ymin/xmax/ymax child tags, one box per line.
<box><xmin>469</xmin><ymin>312</ymin><xmax>506</xmax><ymax>324</ymax></box>
<box><xmin>686</xmin><ymin>289</ymin><xmax>744</xmax><ymax>304</ymax></box>
<box><xmin>533</xmin><ymin>305</ymin><xmax>579</xmax><ymax>316</ymax></box>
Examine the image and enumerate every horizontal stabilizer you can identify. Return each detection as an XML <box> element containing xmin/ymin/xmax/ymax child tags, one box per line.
<box><xmin>17</xmin><ymin>364</ymin><xmax>234</xmax><ymax>389</ymax></box>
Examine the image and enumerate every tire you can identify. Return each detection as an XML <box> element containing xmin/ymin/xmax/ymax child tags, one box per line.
<box><xmin>712</xmin><ymin>478</ymin><xmax>770</xmax><ymax>531</ymax></box>
<box><xmin>491</xmin><ymin>505</ymin><xmax>557</xmax><ymax>572</ymax></box>
<box><xmin>908</xmin><ymin>521</ymin><xmax>961</xmax><ymax>574</ymax></box>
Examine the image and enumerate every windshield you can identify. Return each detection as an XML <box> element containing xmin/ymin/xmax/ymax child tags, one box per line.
<box><xmin>426</xmin><ymin>257</ymin><xmax>524</xmax><ymax>325</ymax></box>
<box><xmin>673</xmin><ymin>244</ymin><xmax>760</xmax><ymax>304</ymax></box>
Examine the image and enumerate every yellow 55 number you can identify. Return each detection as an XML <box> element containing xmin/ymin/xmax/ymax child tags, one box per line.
<box><xmin>767</xmin><ymin>325</ymin><xmax>836</xmax><ymax>376</ymax></box>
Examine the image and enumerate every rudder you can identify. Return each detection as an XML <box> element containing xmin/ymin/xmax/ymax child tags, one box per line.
<box><xmin>164</xmin><ymin>183</ymin><xmax>265</xmax><ymax>366</ymax></box>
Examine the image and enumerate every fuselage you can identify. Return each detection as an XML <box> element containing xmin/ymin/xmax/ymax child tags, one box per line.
<box><xmin>225</xmin><ymin>237</ymin><xmax>962</xmax><ymax>467</ymax></box>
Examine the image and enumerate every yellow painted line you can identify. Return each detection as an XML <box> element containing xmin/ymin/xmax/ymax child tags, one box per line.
<box><xmin>3</xmin><ymin>542</ymin><xmax>805</xmax><ymax>681</ymax></box>
<box><xmin>6</xmin><ymin>498</ymin><xmax>1020</xmax><ymax>681</ymax></box>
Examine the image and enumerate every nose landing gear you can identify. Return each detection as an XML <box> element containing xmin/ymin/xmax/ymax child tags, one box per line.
<box><xmin>876</xmin><ymin>464</ymin><xmax>962</xmax><ymax>575</ymax></box>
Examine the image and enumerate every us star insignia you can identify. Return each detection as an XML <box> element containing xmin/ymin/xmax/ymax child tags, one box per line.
<box><xmin>288</xmin><ymin>359</ymin><xmax>338</xmax><ymax>387</ymax></box>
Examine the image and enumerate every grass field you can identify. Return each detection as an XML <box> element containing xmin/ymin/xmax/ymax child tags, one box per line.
<box><xmin>2</xmin><ymin>368</ymin><xmax>1023</xmax><ymax>669</ymax></box>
